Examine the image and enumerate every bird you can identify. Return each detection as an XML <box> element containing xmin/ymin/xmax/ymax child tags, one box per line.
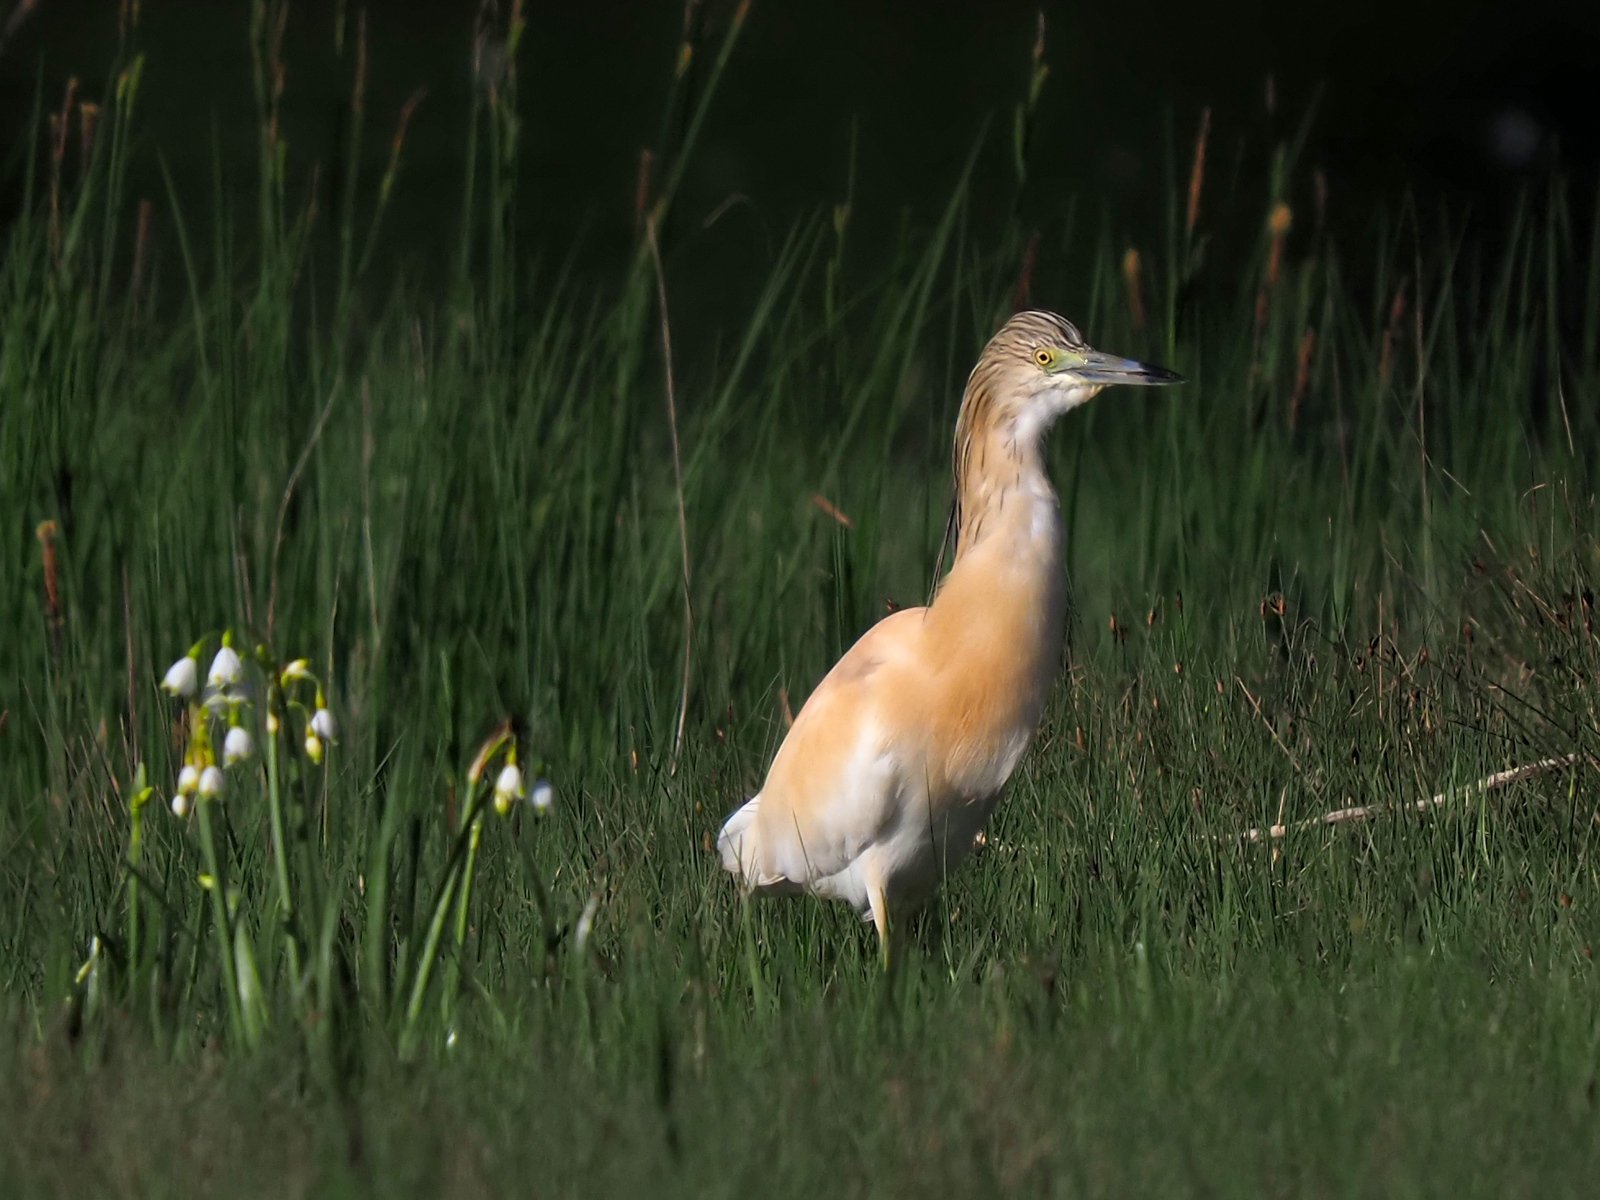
<box><xmin>717</xmin><ymin>310</ymin><xmax>1183</xmax><ymax>965</ymax></box>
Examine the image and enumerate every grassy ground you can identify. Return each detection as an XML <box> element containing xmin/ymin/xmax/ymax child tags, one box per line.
<box><xmin>4</xmin><ymin>5</ymin><xmax>1600</xmax><ymax>1196</ymax></box>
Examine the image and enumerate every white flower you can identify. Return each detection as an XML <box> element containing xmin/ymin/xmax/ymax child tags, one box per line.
<box><xmin>280</xmin><ymin>659</ymin><xmax>311</xmax><ymax>683</ymax></box>
<box><xmin>208</xmin><ymin>646</ymin><xmax>243</xmax><ymax>688</ymax></box>
<box><xmin>170</xmin><ymin>793</ymin><xmax>190</xmax><ymax>818</ymax></box>
<box><xmin>304</xmin><ymin>732</ymin><xmax>324</xmax><ymax>764</ymax></box>
<box><xmin>529</xmin><ymin>778</ymin><xmax>554</xmax><ymax>813</ymax></box>
<box><xmin>492</xmin><ymin>763</ymin><xmax>523</xmax><ymax>816</ymax></box>
<box><xmin>495</xmin><ymin>764</ymin><xmax>524</xmax><ymax>800</ymax></box>
<box><xmin>198</xmin><ymin>765</ymin><xmax>225</xmax><ymax>798</ymax></box>
<box><xmin>575</xmin><ymin>893</ymin><xmax>600</xmax><ymax>954</ymax></box>
<box><xmin>177</xmin><ymin>764</ymin><xmax>200</xmax><ymax>795</ymax></box>
<box><xmin>224</xmin><ymin>725</ymin><xmax>255</xmax><ymax>765</ymax></box>
<box><xmin>162</xmin><ymin>656</ymin><xmax>198</xmax><ymax>698</ymax></box>
<box><xmin>75</xmin><ymin>936</ymin><xmax>102</xmax><ymax>987</ymax></box>
<box><xmin>310</xmin><ymin>707</ymin><xmax>338</xmax><ymax>741</ymax></box>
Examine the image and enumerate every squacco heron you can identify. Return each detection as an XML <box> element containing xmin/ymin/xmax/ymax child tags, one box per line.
<box><xmin>718</xmin><ymin>310</ymin><xmax>1182</xmax><ymax>963</ymax></box>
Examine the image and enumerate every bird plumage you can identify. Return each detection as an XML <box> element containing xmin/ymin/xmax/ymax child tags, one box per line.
<box><xmin>718</xmin><ymin>310</ymin><xmax>1180</xmax><ymax>957</ymax></box>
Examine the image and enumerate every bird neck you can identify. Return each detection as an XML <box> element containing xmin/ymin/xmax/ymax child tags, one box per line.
<box><xmin>923</xmin><ymin>360</ymin><xmax>1071</xmax><ymax>692</ymax></box>
<box><xmin>915</xmin><ymin>369</ymin><xmax>1075</xmax><ymax>771</ymax></box>
<box><xmin>949</xmin><ymin>382</ymin><xmax>1060</xmax><ymax>566</ymax></box>
<box><xmin>927</xmin><ymin>385</ymin><xmax>1067</xmax><ymax>674</ymax></box>
<box><xmin>924</xmin><ymin>393</ymin><xmax>1067</xmax><ymax>738</ymax></box>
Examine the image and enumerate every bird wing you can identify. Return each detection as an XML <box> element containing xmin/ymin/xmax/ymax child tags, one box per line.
<box><xmin>748</xmin><ymin>608</ymin><xmax>930</xmax><ymax>890</ymax></box>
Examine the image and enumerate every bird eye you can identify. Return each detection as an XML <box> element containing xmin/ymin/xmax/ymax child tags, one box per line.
<box><xmin>1034</xmin><ymin>348</ymin><xmax>1055</xmax><ymax>368</ymax></box>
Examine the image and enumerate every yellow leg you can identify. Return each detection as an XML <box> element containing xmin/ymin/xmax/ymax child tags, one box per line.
<box><xmin>868</xmin><ymin>883</ymin><xmax>891</xmax><ymax>973</ymax></box>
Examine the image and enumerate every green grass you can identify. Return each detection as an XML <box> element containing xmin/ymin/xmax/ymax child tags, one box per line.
<box><xmin>5</xmin><ymin>4</ymin><xmax>1600</xmax><ymax>1195</ymax></box>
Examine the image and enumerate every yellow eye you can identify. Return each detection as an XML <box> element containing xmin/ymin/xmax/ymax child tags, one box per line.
<box><xmin>1034</xmin><ymin>348</ymin><xmax>1055</xmax><ymax>368</ymax></box>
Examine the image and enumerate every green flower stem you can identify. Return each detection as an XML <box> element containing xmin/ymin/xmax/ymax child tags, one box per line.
<box><xmin>398</xmin><ymin>863</ymin><xmax>463</xmax><ymax>1059</ymax></box>
<box><xmin>195</xmin><ymin>796</ymin><xmax>246</xmax><ymax>1046</ymax></box>
<box><xmin>440</xmin><ymin>808</ymin><xmax>487</xmax><ymax>1030</ymax></box>
<box><xmin>127</xmin><ymin>805</ymin><xmax>143</xmax><ymax>997</ymax></box>
<box><xmin>264</xmin><ymin>713</ymin><xmax>303</xmax><ymax>995</ymax></box>
<box><xmin>453</xmin><ymin>811</ymin><xmax>485</xmax><ymax>950</ymax></box>
<box><xmin>398</xmin><ymin>783</ymin><xmax>491</xmax><ymax>1058</ymax></box>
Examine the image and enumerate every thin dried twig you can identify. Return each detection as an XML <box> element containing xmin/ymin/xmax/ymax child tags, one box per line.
<box><xmin>1185</xmin><ymin>105</ymin><xmax>1210</xmax><ymax>237</ymax></box>
<box><xmin>1122</xmin><ymin>248</ymin><xmax>1145</xmax><ymax>330</ymax></box>
<box><xmin>646</xmin><ymin>215</ymin><xmax>693</xmax><ymax>774</ymax></box>
<box><xmin>810</xmin><ymin>493</ymin><xmax>852</xmax><ymax>528</ymax></box>
<box><xmin>36</xmin><ymin>520</ymin><xmax>62</xmax><ymax>649</ymax></box>
<box><xmin>1236</xmin><ymin>677</ymin><xmax>1319</xmax><ymax>795</ymax></box>
<box><xmin>1240</xmin><ymin>753</ymin><xmax>1581</xmax><ymax>844</ymax></box>
<box><xmin>0</xmin><ymin>0</ymin><xmax>42</xmax><ymax>61</ymax></box>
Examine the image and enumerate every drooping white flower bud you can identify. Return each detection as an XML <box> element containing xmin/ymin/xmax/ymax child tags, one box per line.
<box><xmin>198</xmin><ymin>765</ymin><xmax>225</xmax><ymax>798</ymax></box>
<box><xmin>208</xmin><ymin>646</ymin><xmax>243</xmax><ymax>688</ymax></box>
<box><xmin>280</xmin><ymin>659</ymin><xmax>311</xmax><ymax>684</ymax></box>
<box><xmin>529</xmin><ymin>778</ymin><xmax>554</xmax><ymax>813</ymax></box>
<box><xmin>177</xmin><ymin>764</ymin><xmax>200</xmax><ymax>795</ymax></box>
<box><xmin>304</xmin><ymin>732</ymin><xmax>324</xmax><ymax>764</ymax></box>
<box><xmin>162</xmin><ymin>656</ymin><xmax>199</xmax><ymax>698</ymax></box>
<box><xmin>493</xmin><ymin>763</ymin><xmax>524</xmax><ymax>815</ymax></box>
<box><xmin>170</xmin><ymin>792</ymin><xmax>190</xmax><ymax>818</ymax></box>
<box><xmin>310</xmin><ymin>707</ymin><xmax>338</xmax><ymax>742</ymax></box>
<box><xmin>495</xmin><ymin>763</ymin><xmax>524</xmax><ymax>800</ymax></box>
<box><xmin>75</xmin><ymin>936</ymin><xmax>102</xmax><ymax>987</ymax></box>
<box><xmin>224</xmin><ymin>725</ymin><xmax>255</xmax><ymax>766</ymax></box>
<box><xmin>575</xmin><ymin>893</ymin><xmax>600</xmax><ymax>954</ymax></box>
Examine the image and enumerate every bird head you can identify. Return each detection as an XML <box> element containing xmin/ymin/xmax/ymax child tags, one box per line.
<box><xmin>967</xmin><ymin>310</ymin><xmax>1184</xmax><ymax>443</ymax></box>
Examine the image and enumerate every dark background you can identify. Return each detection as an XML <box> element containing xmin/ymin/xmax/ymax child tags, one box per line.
<box><xmin>2</xmin><ymin>1</ymin><xmax>1597</xmax><ymax>292</ymax></box>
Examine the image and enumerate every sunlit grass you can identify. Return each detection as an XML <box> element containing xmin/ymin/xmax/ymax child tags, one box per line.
<box><xmin>3</xmin><ymin>3</ymin><xmax>1600</xmax><ymax>1195</ymax></box>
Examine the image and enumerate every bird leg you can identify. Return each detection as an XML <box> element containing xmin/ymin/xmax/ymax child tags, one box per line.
<box><xmin>867</xmin><ymin>882</ymin><xmax>891</xmax><ymax>973</ymax></box>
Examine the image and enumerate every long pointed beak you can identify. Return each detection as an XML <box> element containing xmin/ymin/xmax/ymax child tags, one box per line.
<box><xmin>1072</xmin><ymin>349</ymin><xmax>1185</xmax><ymax>387</ymax></box>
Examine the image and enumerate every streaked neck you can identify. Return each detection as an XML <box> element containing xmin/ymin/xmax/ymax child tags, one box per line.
<box><xmin>951</xmin><ymin>379</ymin><xmax>1058</xmax><ymax>563</ymax></box>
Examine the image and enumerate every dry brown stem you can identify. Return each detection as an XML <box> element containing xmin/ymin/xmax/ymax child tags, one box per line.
<box><xmin>1240</xmin><ymin>754</ymin><xmax>1581</xmax><ymax>844</ymax></box>
<box><xmin>1185</xmin><ymin>107</ymin><xmax>1210</xmax><ymax>237</ymax></box>
<box><xmin>646</xmin><ymin>215</ymin><xmax>693</xmax><ymax>774</ymax></box>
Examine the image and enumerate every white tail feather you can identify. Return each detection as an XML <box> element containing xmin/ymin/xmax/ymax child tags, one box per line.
<box><xmin>716</xmin><ymin>795</ymin><xmax>764</xmax><ymax>881</ymax></box>
<box><xmin>716</xmin><ymin>794</ymin><xmax>801</xmax><ymax>892</ymax></box>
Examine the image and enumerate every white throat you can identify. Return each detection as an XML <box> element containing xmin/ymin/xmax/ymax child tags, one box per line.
<box><xmin>1006</xmin><ymin>382</ymin><xmax>1098</xmax><ymax>450</ymax></box>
